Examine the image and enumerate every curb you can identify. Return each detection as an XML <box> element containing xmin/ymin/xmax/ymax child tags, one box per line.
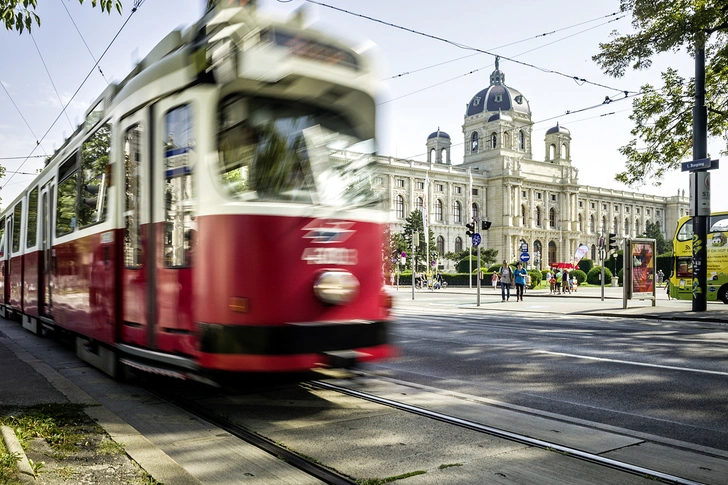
<box><xmin>1</xmin><ymin>425</ymin><xmax>35</xmax><ymax>484</ymax></box>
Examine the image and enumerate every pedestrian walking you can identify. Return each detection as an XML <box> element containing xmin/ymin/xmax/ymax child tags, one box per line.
<box><xmin>492</xmin><ymin>271</ymin><xmax>499</xmax><ymax>290</ymax></box>
<box><xmin>514</xmin><ymin>262</ymin><xmax>528</xmax><ymax>302</ymax></box>
<box><xmin>666</xmin><ymin>271</ymin><xmax>672</xmax><ymax>300</ymax></box>
<box><xmin>561</xmin><ymin>269</ymin><xmax>571</xmax><ymax>294</ymax></box>
<box><xmin>498</xmin><ymin>260</ymin><xmax>513</xmax><ymax>302</ymax></box>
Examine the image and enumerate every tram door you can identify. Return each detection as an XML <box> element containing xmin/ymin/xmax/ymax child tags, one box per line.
<box><xmin>119</xmin><ymin>111</ymin><xmax>152</xmax><ymax>347</ymax></box>
<box><xmin>40</xmin><ymin>182</ymin><xmax>54</xmax><ymax>317</ymax></box>
<box><xmin>0</xmin><ymin>217</ymin><xmax>6</xmax><ymax>313</ymax></box>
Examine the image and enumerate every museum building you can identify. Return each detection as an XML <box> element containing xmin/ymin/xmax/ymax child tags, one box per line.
<box><xmin>374</xmin><ymin>60</ymin><xmax>689</xmax><ymax>271</ymax></box>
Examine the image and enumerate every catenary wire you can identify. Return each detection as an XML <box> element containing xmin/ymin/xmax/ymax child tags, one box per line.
<box><xmin>58</xmin><ymin>0</ymin><xmax>110</xmax><ymax>85</ymax></box>
<box><xmin>30</xmin><ymin>33</ymin><xmax>75</xmax><ymax>130</ymax></box>
<box><xmin>1</xmin><ymin>0</ymin><xmax>146</xmax><ymax>191</ymax></box>
<box><xmin>385</xmin><ymin>11</ymin><xmax>624</xmax><ymax>81</ymax></box>
<box><xmin>300</xmin><ymin>0</ymin><xmax>636</xmax><ymax>94</ymax></box>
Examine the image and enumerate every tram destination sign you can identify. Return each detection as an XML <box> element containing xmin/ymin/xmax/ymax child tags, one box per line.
<box><xmin>681</xmin><ymin>158</ymin><xmax>719</xmax><ymax>172</ymax></box>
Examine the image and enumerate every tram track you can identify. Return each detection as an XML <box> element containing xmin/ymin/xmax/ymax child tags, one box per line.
<box><xmin>147</xmin><ymin>372</ymin><xmax>714</xmax><ymax>485</ymax></box>
<box><xmin>309</xmin><ymin>379</ymin><xmax>707</xmax><ymax>485</ymax></box>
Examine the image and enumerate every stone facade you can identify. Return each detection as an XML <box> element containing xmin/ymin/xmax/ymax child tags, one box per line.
<box><xmin>377</xmin><ymin>60</ymin><xmax>689</xmax><ymax>272</ymax></box>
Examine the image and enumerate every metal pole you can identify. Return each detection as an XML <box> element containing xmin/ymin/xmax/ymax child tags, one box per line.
<box><xmin>469</xmin><ymin>245</ymin><xmax>472</xmax><ymax>289</ymax></box>
<box><xmin>600</xmin><ymin>236</ymin><xmax>605</xmax><ymax>302</ymax></box>
<box><xmin>692</xmin><ymin>36</ymin><xmax>708</xmax><ymax>312</ymax></box>
<box><xmin>477</xmin><ymin>243</ymin><xmax>481</xmax><ymax>306</ymax></box>
<box><xmin>411</xmin><ymin>236</ymin><xmax>415</xmax><ymax>301</ymax></box>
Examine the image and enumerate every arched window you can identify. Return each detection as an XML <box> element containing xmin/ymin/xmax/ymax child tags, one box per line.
<box><xmin>416</xmin><ymin>197</ymin><xmax>424</xmax><ymax>212</ymax></box>
<box><xmin>471</xmin><ymin>132</ymin><xmax>479</xmax><ymax>153</ymax></box>
<box><xmin>536</xmin><ymin>206</ymin><xmax>542</xmax><ymax>227</ymax></box>
<box><xmin>472</xmin><ymin>203</ymin><xmax>479</xmax><ymax>221</ymax></box>
<box><xmin>435</xmin><ymin>199</ymin><xmax>443</xmax><ymax>222</ymax></box>
<box><xmin>504</xmin><ymin>131</ymin><xmax>511</xmax><ymax>149</ymax></box>
<box><xmin>429</xmin><ymin>148</ymin><xmax>436</xmax><ymax>163</ymax></box>
<box><xmin>549</xmin><ymin>208</ymin><xmax>556</xmax><ymax>228</ymax></box>
<box><xmin>455</xmin><ymin>236</ymin><xmax>463</xmax><ymax>252</ymax></box>
<box><xmin>591</xmin><ymin>244</ymin><xmax>596</xmax><ymax>260</ymax></box>
<box><xmin>602</xmin><ymin>215</ymin><xmax>607</xmax><ymax>233</ymax></box>
<box><xmin>437</xmin><ymin>236</ymin><xmax>445</xmax><ymax>255</ymax></box>
<box><xmin>534</xmin><ymin>240</ymin><xmax>542</xmax><ymax>269</ymax></box>
<box><xmin>635</xmin><ymin>218</ymin><xmax>641</xmax><ymax>235</ymax></box>
<box><xmin>522</xmin><ymin>205</ymin><xmax>527</xmax><ymax>226</ymax></box>
<box><xmin>549</xmin><ymin>144</ymin><xmax>556</xmax><ymax>161</ymax></box>
<box><xmin>453</xmin><ymin>201</ymin><xmax>462</xmax><ymax>223</ymax></box>
<box><xmin>613</xmin><ymin>217</ymin><xmax>618</xmax><ymax>233</ymax></box>
<box><xmin>548</xmin><ymin>241</ymin><xmax>557</xmax><ymax>265</ymax></box>
<box><xmin>491</xmin><ymin>132</ymin><xmax>497</xmax><ymax>149</ymax></box>
<box><xmin>395</xmin><ymin>195</ymin><xmax>404</xmax><ymax>218</ymax></box>
<box><xmin>624</xmin><ymin>217</ymin><xmax>630</xmax><ymax>235</ymax></box>
<box><xmin>441</xmin><ymin>148</ymin><xmax>447</xmax><ymax>162</ymax></box>
<box><xmin>518</xmin><ymin>130</ymin><xmax>525</xmax><ymax>150</ymax></box>
<box><xmin>561</xmin><ymin>143</ymin><xmax>568</xmax><ymax>159</ymax></box>
<box><xmin>578</xmin><ymin>214</ymin><xmax>583</xmax><ymax>232</ymax></box>
<box><xmin>589</xmin><ymin>214</ymin><xmax>595</xmax><ymax>233</ymax></box>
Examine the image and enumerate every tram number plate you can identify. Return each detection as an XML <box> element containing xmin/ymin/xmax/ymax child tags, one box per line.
<box><xmin>301</xmin><ymin>248</ymin><xmax>358</xmax><ymax>265</ymax></box>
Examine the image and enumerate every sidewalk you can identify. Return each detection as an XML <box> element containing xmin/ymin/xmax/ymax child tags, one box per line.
<box><xmin>391</xmin><ymin>284</ymin><xmax>728</xmax><ymax>323</ymax></box>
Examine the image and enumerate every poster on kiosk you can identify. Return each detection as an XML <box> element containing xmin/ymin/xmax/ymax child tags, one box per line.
<box><xmin>627</xmin><ymin>238</ymin><xmax>657</xmax><ymax>300</ymax></box>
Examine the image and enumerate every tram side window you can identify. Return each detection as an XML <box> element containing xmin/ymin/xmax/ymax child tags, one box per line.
<box><xmin>0</xmin><ymin>218</ymin><xmax>5</xmax><ymax>258</ymax></box>
<box><xmin>12</xmin><ymin>202</ymin><xmax>23</xmax><ymax>253</ymax></box>
<box><xmin>124</xmin><ymin>124</ymin><xmax>143</xmax><ymax>268</ymax></box>
<box><xmin>57</xmin><ymin>154</ymin><xmax>79</xmax><ymax>237</ymax></box>
<box><xmin>80</xmin><ymin>123</ymin><xmax>111</xmax><ymax>227</ymax></box>
<box><xmin>26</xmin><ymin>187</ymin><xmax>38</xmax><ymax>248</ymax></box>
<box><xmin>163</xmin><ymin>105</ymin><xmax>196</xmax><ymax>268</ymax></box>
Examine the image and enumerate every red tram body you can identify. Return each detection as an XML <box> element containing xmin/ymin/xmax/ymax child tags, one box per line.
<box><xmin>0</xmin><ymin>4</ymin><xmax>394</xmax><ymax>381</ymax></box>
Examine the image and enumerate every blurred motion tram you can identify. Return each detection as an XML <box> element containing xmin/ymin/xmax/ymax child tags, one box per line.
<box><xmin>0</xmin><ymin>2</ymin><xmax>394</xmax><ymax>381</ymax></box>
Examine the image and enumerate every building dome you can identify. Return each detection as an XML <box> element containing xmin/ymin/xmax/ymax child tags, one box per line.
<box><xmin>465</xmin><ymin>57</ymin><xmax>530</xmax><ymax>117</ymax></box>
<box><xmin>427</xmin><ymin>128</ymin><xmax>450</xmax><ymax>139</ymax></box>
<box><xmin>545</xmin><ymin>122</ymin><xmax>570</xmax><ymax>135</ymax></box>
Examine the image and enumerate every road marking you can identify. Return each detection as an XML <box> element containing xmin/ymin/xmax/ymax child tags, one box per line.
<box><xmin>539</xmin><ymin>351</ymin><xmax>728</xmax><ymax>376</ymax></box>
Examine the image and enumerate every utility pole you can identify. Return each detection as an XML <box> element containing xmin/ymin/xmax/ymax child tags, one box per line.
<box><xmin>692</xmin><ymin>35</ymin><xmax>708</xmax><ymax>312</ymax></box>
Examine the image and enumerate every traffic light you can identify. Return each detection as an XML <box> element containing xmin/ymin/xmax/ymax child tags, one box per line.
<box><xmin>608</xmin><ymin>233</ymin><xmax>618</xmax><ymax>251</ymax></box>
<box><xmin>598</xmin><ymin>235</ymin><xmax>604</xmax><ymax>248</ymax></box>
<box><xmin>481</xmin><ymin>220</ymin><xmax>492</xmax><ymax>230</ymax></box>
<box><xmin>465</xmin><ymin>222</ymin><xmax>475</xmax><ymax>237</ymax></box>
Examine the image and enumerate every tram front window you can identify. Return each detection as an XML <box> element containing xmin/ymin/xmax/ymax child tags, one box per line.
<box><xmin>217</xmin><ymin>95</ymin><xmax>379</xmax><ymax>207</ymax></box>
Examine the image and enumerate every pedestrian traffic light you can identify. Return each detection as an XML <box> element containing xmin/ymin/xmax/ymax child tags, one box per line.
<box><xmin>608</xmin><ymin>233</ymin><xmax>618</xmax><ymax>251</ymax></box>
<box><xmin>481</xmin><ymin>220</ymin><xmax>492</xmax><ymax>230</ymax></box>
<box><xmin>598</xmin><ymin>235</ymin><xmax>604</xmax><ymax>248</ymax></box>
<box><xmin>465</xmin><ymin>222</ymin><xmax>475</xmax><ymax>237</ymax></box>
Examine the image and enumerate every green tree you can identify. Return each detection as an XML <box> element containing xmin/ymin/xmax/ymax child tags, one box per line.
<box><xmin>2</xmin><ymin>1</ymin><xmax>122</xmax><ymax>34</ymax></box>
<box><xmin>402</xmin><ymin>210</ymin><xmax>435</xmax><ymax>272</ymax></box>
<box><xmin>640</xmin><ymin>220</ymin><xmax>672</xmax><ymax>254</ymax></box>
<box><xmin>383</xmin><ymin>227</ymin><xmax>407</xmax><ymax>275</ymax></box>
<box><xmin>592</xmin><ymin>0</ymin><xmax>728</xmax><ymax>187</ymax></box>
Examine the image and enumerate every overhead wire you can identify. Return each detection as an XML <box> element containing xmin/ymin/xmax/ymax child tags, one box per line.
<box><xmin>58</xmin><ymin>0</ymin><xmax>110</xmax><ymax>85</ymax></box>
<box><xmin>379</xmin><ymin>14</ymin><xmax>628</xmax><ymax>106</ymax></box>
<box><xmin>2</xmin><ymin>0</ymin><xmax>146</xmax><ymax>191</ymax></box>
<box><xmin>30</xmin><ymin>33</ymin><xmax>75</xmax><ymax>130</ymax></box>
<box><xmin>385</xmin><ymin>11</ymin><xmax>624</xmax><ymax>81</ymax></box>
<box><xmin>0</xmin><ymin>82</ymin><xmax>49</xmax><ymax>156</ymax></box>
<box><xmin>300</xmin><ymin>0</ymin><xmax>636</xmax><ymax>94</ymax></box>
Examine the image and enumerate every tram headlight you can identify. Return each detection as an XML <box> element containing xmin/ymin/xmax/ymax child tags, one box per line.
<box><xmin>313</xmin><ymin>271</ymin><xmax>360</xmax><ymax>305</ymax></box>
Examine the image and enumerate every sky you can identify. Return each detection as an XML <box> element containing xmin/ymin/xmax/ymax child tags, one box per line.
<box><xmin>1</xmin><ymin>0</ymin><xmax>726</xmax><ymax>212</ymax></box>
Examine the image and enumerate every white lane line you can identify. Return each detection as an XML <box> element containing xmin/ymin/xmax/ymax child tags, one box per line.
<box><xmin>539</xmin><ymin>351</ymin><xmax>728</xmax><ymax>376</ymax></box>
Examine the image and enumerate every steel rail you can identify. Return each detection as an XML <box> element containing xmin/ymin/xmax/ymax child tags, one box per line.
<box><xmin>311</xmin><ymin>380</ymin><xmax>706</xmax><ymax>485</ymax></box>
<box><xmin>151</xmin><ymin>389</ymin><xmax>357</xmax><ymax>485</ymax></box>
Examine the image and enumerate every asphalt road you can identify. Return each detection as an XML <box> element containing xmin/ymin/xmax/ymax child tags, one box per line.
<box><xmin>367</xmin><ymin>295</ymin><xmax>728</xmax><ymax>452</ymax></box>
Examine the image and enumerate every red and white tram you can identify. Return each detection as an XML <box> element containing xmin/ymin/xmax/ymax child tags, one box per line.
<box><xmin>0</xmin><ymin>3</ymin><xmax>394</xmax><ymax>380</ymax></box>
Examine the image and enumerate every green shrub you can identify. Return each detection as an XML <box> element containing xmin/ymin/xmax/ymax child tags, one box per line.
<box><xmin>571</xmin><ymin>269</ymin><xmax>587</xmax><ymax>284</ymax></box>
<box><xmin>578</xmin><ymin>258</ymin><xmax>594</xmax><ymax>274</ymax></box>
<box><xmin>618</xmin><ymin>268</ymin><xmax>624</xmax><ymax>287</ymax></box>
<box><xmin>456</xmin><ymin>256</ymin><xmax>483</xmax><ymax>274</ymax></box>
<box><xmin>487</xmin><ymin>264</ymin><xmax>501</xmax><ymax>273</ymax></box>
<box><xmin>587</xmin><ymin>266</ymin><xmax>613</xmax><ymax>285</ymax></box>
<box><xmin>527</xmin><ymin>269</ymin><xmax>542</xmax><ymax>289</ymax></box>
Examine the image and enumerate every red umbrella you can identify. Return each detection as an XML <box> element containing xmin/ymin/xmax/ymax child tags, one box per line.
<box><xmin>550</xmin><ymin>262</ymin><xmax>574</xmax><ymax>269</ymax></box>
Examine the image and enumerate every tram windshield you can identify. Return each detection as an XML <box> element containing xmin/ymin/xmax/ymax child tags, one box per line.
<box><xmin>217</xmin><ymin>95</ymin><xmax>379</xmax><ymax>207</ymax></box>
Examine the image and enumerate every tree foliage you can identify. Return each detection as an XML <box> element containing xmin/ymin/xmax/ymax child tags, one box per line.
<box><xmin>640</xmin><ymin>220</ymin><xmax>672</xmax><ymax>254</ymax></box>
<box><xmin>401</xmin><ymin>210</ymin><xmax>436</xmax><ymax>272</ymax></box>
<box><xmin>1</xmin><ymin>0</ymin><xmax>122</xmax><ymax>34</ymax></box>
<box><xmin>593</xmin><ymin>0</ymin><xmax>728</xmax><ymax>187</ymax></box>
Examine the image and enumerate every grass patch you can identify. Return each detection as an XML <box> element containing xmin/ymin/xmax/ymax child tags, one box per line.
<box><xmin>0</xmin><ymin>442</ymin><xmax>21</xmax><ymax>485</ymax></box>
<box><xmin>0</xmin><ymin>403</ymin><xmax>102</xmax><ymax>458</ymax></box>
<box><xmin>438</xmin><ymin>463</ymin><xmax>462</xmax><ymax>469</ymax></box>
<box><xmin>357</xmin><ymin>470</ymin><xmax>427</xmax><ymax>484</ymax></box>
<box><xmin>98</xmin><ymin>438</ymin><xmax>125</xmax><ymax>456</ymax></box>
